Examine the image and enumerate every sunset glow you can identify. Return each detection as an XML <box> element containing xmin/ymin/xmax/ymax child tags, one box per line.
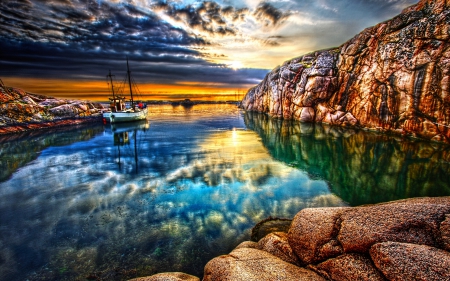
<box><xmin>0</xmin><ymin>0</ymin><xmax>417</xmax><ymax>101</ymax></box>
<box><xmin>2</xmin><ymin>78</ymin><xmax>246</xmax><ymax>101</ymax></box>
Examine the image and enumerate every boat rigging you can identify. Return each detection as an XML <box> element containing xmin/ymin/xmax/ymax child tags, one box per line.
<box><xmin>103</xmin><ymin>58</ymin><xmax>148</xmax><ymax>123</ymax></box>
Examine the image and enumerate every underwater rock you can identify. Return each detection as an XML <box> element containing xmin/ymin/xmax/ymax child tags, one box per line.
<box><xmin>250</xmin><ymin>216</ymin><xmax>292</xmax><ymax>242</ymax></box>
<box><xmin>241</xmin><ymin>0</ymin><xmax>450</xmax><ymax>144</ymax></box>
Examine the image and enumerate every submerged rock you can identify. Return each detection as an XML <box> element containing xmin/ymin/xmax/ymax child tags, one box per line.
<box><xmin>250</xmin><ymin>217</ymin><xmax>292</xmax><ymax>242</ymax></box>
<box><xmin>241</xmin><ymin>0</ymin><xmax>450</xmax><ymax>144</ymax></box>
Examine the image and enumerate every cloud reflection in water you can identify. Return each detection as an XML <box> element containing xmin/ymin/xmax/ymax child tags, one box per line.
<box><xmin>0</xmin><ymin>105</ymin><xmax>345</xmax><ymax>280</ymax></box>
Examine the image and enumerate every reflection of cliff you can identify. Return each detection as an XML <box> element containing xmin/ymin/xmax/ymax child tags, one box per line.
<box><xmin>0</xmin><ymin>124</ymin><xmax>104</xmax><ymax>182</ymax></box>
<box><xmin>244</xmin><ymin>111</ymin><xmax>450</xmax><ymax>206</ymax></box>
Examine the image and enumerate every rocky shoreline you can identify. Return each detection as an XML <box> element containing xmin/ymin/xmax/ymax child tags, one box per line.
<box><xmin>241</xmin><ymin>0</ymin><xmax>450</xmax><ymax>144</ymax></box>
<box><xmin>0</xmin><ymin>82</ymin><xmax>104</xmax><ymax>135</ymax></box>
<box><xmin>131</xmin><ymin>197</ymin><xmax>450</xmax><ymax>281</ymax></box>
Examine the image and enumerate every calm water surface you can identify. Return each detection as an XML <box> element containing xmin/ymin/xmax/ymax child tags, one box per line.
<box><xmin>0</xmin><ymin>104</ymin><xmax>449</xmax><ymax>280</ymax></box>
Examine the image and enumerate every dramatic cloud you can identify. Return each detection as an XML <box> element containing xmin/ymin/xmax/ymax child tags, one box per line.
<box><xmin>253</xmin><ymin>2</ymin><xmax>291</xmax><ymax>26</ymax></box>
<box><xmin>0</xmin><ymin>0</ymin><xmax>418</xmax><ymax>99</ymax></box>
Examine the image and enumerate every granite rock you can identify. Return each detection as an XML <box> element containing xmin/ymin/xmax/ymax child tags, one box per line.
<box><xmin>233</xmin><ymin>241</ymin><xmax>258</xmax><ymax>250</ymax></box>
<box><xmin>128</xmin><ymin>272</ymin><xmax>200</xmax><ymax>281</ymax></box>
<box><xmin>257</xmin><ymin>232</ymin><xmax>301</xmax><ymax>266</ymax></box>
<box><xmin>338</xmin><ymin>197</ymin><xmax>450</xmax><ymax>253</ymax></box>
<box><xmin>309</xmin><ymin>253</ymin><xmax>387</xmax><ymax>281</ymax></box>
<box><xmin>241</xmin><ymin>0</ymin><xmax>450</xmax><ymax>144</ymax></box>
<box><xmin>370</xmin><ymin>242</ymin><xmax>450</xmax><ymax>281</ymax></box>
<box><xmin>203</xmin><ymin>248</ymin><xmax>325</xmax><ymax>281</ymax></box>
<box><xmin>288</xmin><ymin>207</ymin><xmax>349</xmax><ymax>264</ymax></box>
<box><xmin>202</xmin><ymin>197</ymin><xmax>450</xmax><ymax>281</ymax></box>
<box><xmin>441</xmin><ymin>214</ymin><xmax>450</xmax><ymax>251</ymax></box>
<box><xmin>0</xmin><ymin>83</ymin><xmax>103</xmax><ymax>134</ymax></box>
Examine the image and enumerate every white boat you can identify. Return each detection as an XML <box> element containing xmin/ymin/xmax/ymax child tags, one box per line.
<box><xmin>103</xmin><ymin>108</ymin><xmax>147</xmax><ymax>123</ymax></box>
<box><xmin>102</xmin><ymin>59</ymin><xmax>148</xmax><ymax>123</ymax></box>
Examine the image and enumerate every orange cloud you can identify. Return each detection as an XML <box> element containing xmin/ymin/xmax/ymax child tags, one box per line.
<box><xmin>2</xmin><ymin>77</ymin><xmax>247</xmax><ymax>101</ymax></box>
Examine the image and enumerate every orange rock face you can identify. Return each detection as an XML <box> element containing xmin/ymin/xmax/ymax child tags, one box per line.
<box><xmin>0</xmin><ymin>85</ymin><xmax>103</xmax><ymax>134</ymax></box>
<box><xmin>241</xmin><ymin>0</ymin><xmax>450</xmax><ymax>143</ymax></box>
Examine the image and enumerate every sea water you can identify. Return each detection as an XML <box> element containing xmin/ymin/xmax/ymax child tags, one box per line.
<box><xmin>0</xmin><ymin>104</ymin><xmax>449</xmax><ymax>280</ymax></box>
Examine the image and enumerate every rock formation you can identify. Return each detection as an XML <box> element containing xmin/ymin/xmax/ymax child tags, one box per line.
<box><xmin>128</xmin><ymin>272</ymin><xmax>200</xmax><ymax>281</ymax></box>
<box><xmin>202</xmin><ymin>197</ymin><xmax>450</xmax><ymax>281</ymax></box>
<box><xmin>0</xmin><ymin>81</ymin><xmax>103</xmax><ymax>134</ymax></box>
<box><xmin>241</xmin><ymin>0</ymin><xmax>450</xmax><ymax>144</ymax></box>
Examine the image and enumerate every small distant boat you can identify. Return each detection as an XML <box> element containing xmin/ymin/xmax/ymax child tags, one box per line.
<box><xmin>180</xmin><ymin>99</ymin><xmax>195</xmax><ymax>107</ymax></box>
<box><xmin>103</xmin><ymin>59</ymin><xmax>148</xmax><ymax>123</ymax></box>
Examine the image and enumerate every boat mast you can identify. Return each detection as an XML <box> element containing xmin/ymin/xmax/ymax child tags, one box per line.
<box><xmin>107</xmin><ymin>70</ymin><xmax>116</xmax><ymax>109</ymax></box>
<box><xmin>126</xmin><ymin>57</ymin><xmax>135</xmax><ymax>109</ymax></box>
<box><xmin>107</xmin><ymin>70</ymin><xmax>116</xmax><ymax>98</ymax></box>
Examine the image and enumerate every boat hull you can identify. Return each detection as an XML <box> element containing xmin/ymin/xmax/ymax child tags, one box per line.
<box><xmin>103</xmin><ymin>108</ymin><xmax>148</xmax><ymax>123</ymax></box>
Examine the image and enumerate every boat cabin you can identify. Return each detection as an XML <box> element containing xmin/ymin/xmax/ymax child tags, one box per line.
<box><xmin>109</xmin><ymin>96</ymin><xmax>127</xmax><ymax>112</ymax></box>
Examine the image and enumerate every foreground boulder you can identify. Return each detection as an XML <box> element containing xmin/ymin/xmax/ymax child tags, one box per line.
<box><xmin>310</xmin><ymin>253</ymin><xmax>386</xmax><ymax>281</ymax></box>
<box><xmin>0</xmin><ymin>82</ymin><xmax>103</xmax><ymax>134</ymax></box>
<box><xmin>203</xmin><ymin>248</ymin><xmax>325</xmax><ymax>281</ymax></box>
<box><xmin>370</xmin><ymin>242</ymin><xmax>450</xmax><ymax>281</ymax></box>
<box><xmin>201</xmin><ymin>197</ymin><xmax>450</xmax><ymax>281</ymax></box>
<box><xmin>241</xmin><ymin>0</ymin><xmax>450</xmax><ymax>144</ymax></box>
<box><xmin>128</xmin><ymin>272</ymin><xmax>200</xmax><ymax>281</ymax></box>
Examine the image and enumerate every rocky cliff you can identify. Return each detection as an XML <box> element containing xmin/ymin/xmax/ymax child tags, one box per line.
<box><xmin>241</xmin><ymin>0</ymin><xmax>450</xmax><ymax>144</ymax></box>
<box><xmin>0</xmin><ymin>81</ymin><xmax>103</xmax><ymax>134</ymax></box>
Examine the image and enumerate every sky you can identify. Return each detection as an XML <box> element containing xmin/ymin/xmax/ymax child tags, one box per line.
<box><xmin>0</xmin><ymin>0</ymin><xmax>418</xmax><ymax>101</ymax></box>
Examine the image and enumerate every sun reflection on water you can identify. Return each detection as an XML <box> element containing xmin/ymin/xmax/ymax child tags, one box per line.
<box><xmin>0</xmin><ymin>105</ymin><xmax>347</xmax><ymax>280</ymax></box>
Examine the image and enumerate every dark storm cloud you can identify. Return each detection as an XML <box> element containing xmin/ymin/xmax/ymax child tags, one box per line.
<box><xmin>253</xmin><ymin>2</ymin><xmax>291</xmax><ymax>26</ymax></box>
<box><xmin>153</xmin><ymin>1</ymin><xmax>240</xmax><ymax>36</ymax></box>
<box><xmin>153</xmin><ymin>0</ymin><xmax>288</xmax><ymax>35</ymax></box>
<box><xmin>0</xmin><ymin>0</ymin><xmax>267</xmax><ymax>88</ymax></box>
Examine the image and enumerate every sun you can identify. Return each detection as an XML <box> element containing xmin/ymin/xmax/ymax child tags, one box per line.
<box><xmin>228</xmin><ymin>61</ymin><xmax>243</xmax><ymax>70</ymax></box>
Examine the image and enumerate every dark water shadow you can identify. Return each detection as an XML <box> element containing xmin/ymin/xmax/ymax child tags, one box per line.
<box><xmin>244</xmin><ymin>111</ymin><xmax>450</xmax><ymax>206</ymax></box>
<box><xmin>0</xmin><ymin>124</ymin><xmax>105</xmax><ymax>183</ymax></box>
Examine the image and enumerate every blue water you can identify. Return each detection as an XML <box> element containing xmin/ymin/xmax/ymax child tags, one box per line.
<box><xmin>0</xmin><ymin>104</ymin><xmax>449</xmax><ymax>280</ymax></box>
